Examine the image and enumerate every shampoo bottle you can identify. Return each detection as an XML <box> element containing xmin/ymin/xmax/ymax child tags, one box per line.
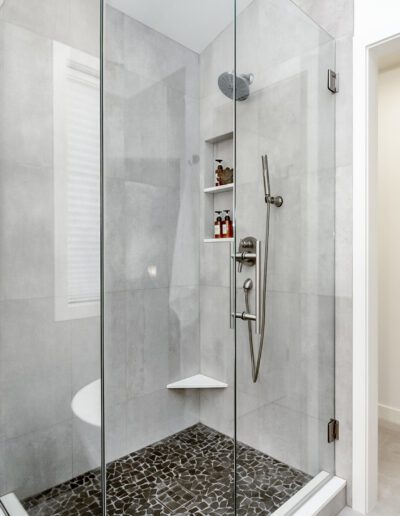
<box><xmin>223</xmin><ymin>210</ymin><xmax>233</xmax><ymax>238</ymax></box>
<box><xmin>214</xmin><ymin>211</ymin><xmax>223</xmax><ymax>239</ymax></box>
<box><xmin>215</xmin><ymin>159</ymin><xmax>224</xmax><ymax>186</ymax></box>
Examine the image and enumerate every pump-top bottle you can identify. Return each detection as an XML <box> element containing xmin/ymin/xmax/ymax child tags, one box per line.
<box><xmin>222</xmin><ymin>210</ymin><xmax>233</xmax><ymax>238</ymax></box>
<box><xmin>214</xmin><ymin>211</ymin><xmax>223</xmax><ymax>239</ymax></box>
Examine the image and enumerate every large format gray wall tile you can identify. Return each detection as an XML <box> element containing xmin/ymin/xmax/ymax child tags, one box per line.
<box><xmin>125</xmin><ymin>389</ymin><xmax>199</xmax><ymax>454</ymax></box>
<box><xmin>199</xmin><ymin>0</ymin><xmax>337</xmax><ymax>478</ymax></box>
<box><xmin>0</xmin><ymin>1</ymin><xmax>101</xmax><ymax>498</ymax></box>
<box><xmin>72</xmin><ymin>418</ymin><xmax>101</xmax><ymax>478</ymax></box>
<box><xmin>69</xmin><ymin>0</ymin><xmax>100</xmax><ymax>57</ymax></box>
<box><xmin>103</xmin><ymin>3</ymin><xmax>201</xmax><ymax>473</ymax></box>
<box><xmin>0</xmin><ymin>298</ymin><xmax>70</xmax><ymax>377</ymax></box>
<box><xmin>0</xmin><ymin>163</ymin><xmax>53</xmax><ymax>300</ymax></box>
<box><xmin>291</xmin><ymin>0</ymin><xmax>353</xmax><ymax>39</ymax></box>
<box><xmin>168</xmin><ymin>286</ymin><xmax>200</xmax><ymax>382</ymax></box>
<box><xmin>0</xmin><ymin>0</ymin><xmax>70</xmax><ymax>52</ymax></box>
<box><xmin>335</xmin><ymin>295</ymin><xmax>353</xmax><ymax>500</ymax></box>
<box><xmin>0</xmin><ymin>22</ymin><xmax>52</xmax><ymax>168</ymax></box>
<box><xmin>124</xmin><ymin>182</ymin><xmax>170</xmax><ymax>290</ymax></box>
<box><xmin>200</xmin><ymin>286</ymin><xmax>232</xmax><ymax>383</ymax></box>
<box><xmin>1</xmin><ymin>421</ymin><xmax>73</xmax><ymax>499</ymax></box>
<box><xmin>333</xmin><ymin>24</ymin><xmax>354</xmax><ymax>510</ymax></box>
<box><xmin>1</xmin><ymin>367</ymin><xmax>71</xmax><ymax>442</ymax></box>
<box><xmin>70</xmin><ymin>317</ymin><xmax>100</xmax><ymax>393</ymax></box>
<box><xmin>0</xmin><ymin>0</ymin><xmax>100</xmax><ymax>56</ymax></box>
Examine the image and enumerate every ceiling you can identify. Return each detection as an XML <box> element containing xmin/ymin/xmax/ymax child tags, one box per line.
<box><xmin>107</xmin><ymin>0</ymin><xmax>254</xmax><ymax>54</ymax></box>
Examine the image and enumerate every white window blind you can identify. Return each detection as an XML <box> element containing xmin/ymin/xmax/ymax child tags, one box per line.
<box><xmin>54</xmin><ymin>42</ymin><xmax>100</xmax><ymax>320</ymax></box>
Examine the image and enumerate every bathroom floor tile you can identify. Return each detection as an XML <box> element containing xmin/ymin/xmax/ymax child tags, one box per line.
<box><xmin>23</xmin><ymin>423</ymin><xmax>311</xmax><ymax>515</ymax></box>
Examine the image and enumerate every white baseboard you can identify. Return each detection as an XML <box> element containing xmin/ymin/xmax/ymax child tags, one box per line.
<box><xmin>379</xmin><ymin>403</ymin><xmax>400</xmax><ymax>425</ymax></box>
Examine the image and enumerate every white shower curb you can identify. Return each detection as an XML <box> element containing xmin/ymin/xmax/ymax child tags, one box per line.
<box><xmin>0</xmin><ymin>493</ymin><xmax>28</xmax><ymax>515</ymax></box>
<box><xmin>274</xmin><ymin>472</ymin><xmax>346</xmax><ymax>516</ymax></box>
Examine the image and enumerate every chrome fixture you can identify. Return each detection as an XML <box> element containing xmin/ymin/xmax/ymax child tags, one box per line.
<box><xmin>261</xmin><ymin>155</ymin><xmax>283</xmax><ymax>207</ymax></box>
<box><xmin>218</xmin><ymin>72</ymin><xmax>254</xmax><ymax>101</ymax></box>
<box><xmin>327</xmin><ymin>69</ymin><xmax>339</xmax><ymax>94</ymax></box>
<box><xmin>233</xmin><ymin>155</ymin><xmax>283</xmax><ymax>383</ymax></box>
<box><xmin>236</xmin><ymin>236</ymin><xmax>257</xmax><ymax>273</ymax></box>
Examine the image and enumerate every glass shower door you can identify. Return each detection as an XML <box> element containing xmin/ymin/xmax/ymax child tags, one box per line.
<box><xmin>102</xmin><ymin>1</ymin><xmax>237</xmax><ymax>514</ymax></box>
<box><xmin>102</xmin><ymin>0</ymin><xmax>335</xmax><ymax>513</ymax></box>
<box><xmin>234</xmin><ymin>0</ymin><xmax>336</xmax><ymax>512</ymax></box>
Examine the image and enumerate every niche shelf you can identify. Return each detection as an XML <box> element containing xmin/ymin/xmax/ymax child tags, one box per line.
<box><xmin>203</xmin><ymin>183</ymin><xmax>234</xmax><ymax>194</ymax></box>
<box><xmin>167</xmin><ymin>374</ymin><xmax>228</xmax><ymax>389</ymax></box>
<box><xmin>203</xmin><ymin>131</ymin><xmax>234</xmax><ymax>241</ymax></box>
<box><xmin>203</xmin><ymin>238</ymin><xmax>233</xmax><ymax>243</ymax></box>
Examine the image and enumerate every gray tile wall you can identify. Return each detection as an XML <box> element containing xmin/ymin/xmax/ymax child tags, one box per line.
<box><xmin>291</xmin><ymin>0</ymin><xmax>354</xmax><ymax>504</ymax></box>
<box><xmin>0</xmin><ymin>0</ymin><xmax>354</xmax><ymax>505</ymax></box>
<box><xmin>199</xmin><ymin>0</ymin><xmax>339</xmax><ymax>478</ymax></box>
<box><xmin>103</xmin><ymin>6</ymin><xmax>201</xmax><ymax>463</ymax></box>
<box><xmin>0</xmin><ymin>0</ymin><xmax>101</xmax><ymax>499</ymax></box>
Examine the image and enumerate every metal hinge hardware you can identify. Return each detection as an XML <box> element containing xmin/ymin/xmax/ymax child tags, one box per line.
<box><xmin>328</xmin><ymin>418</ymin><xmax>339</xmax><ymax>443</ymax></box>
<box><xmin>327</xmin><ymin>69</ymin><xmax>339</xmax><ymax>93</ymax></box>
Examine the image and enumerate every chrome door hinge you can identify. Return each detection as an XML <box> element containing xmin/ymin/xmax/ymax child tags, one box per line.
<box><xmin>328</xmin><ymin>418</ymin><xmax>339</xmax><ymax>443</ymax></box>
<box><xmin>327</xmin><ymin>70</ymin><xmax>339</xmax><ymax>93</ymax></box>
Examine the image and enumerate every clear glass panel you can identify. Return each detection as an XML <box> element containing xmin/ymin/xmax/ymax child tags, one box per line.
<box><xmin>103</xmin><ymin>1</ymin><xmax>236</xmax><ymax>513</ymax></box>
<box><xmin>0</xmin><ymin>1</ymin><xmax>102</xmax><ymax>514</ymax></box>
<box><xmin>235</xmin><ymin>0</ymin><xmax>336</xmax><ymax>512</ymax></box>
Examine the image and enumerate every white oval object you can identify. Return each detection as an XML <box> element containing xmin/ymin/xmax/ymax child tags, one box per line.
<box><xmin>71</xmin><ymin>378</ymin><xmax>101</xmax><ymax>427</ymax></box>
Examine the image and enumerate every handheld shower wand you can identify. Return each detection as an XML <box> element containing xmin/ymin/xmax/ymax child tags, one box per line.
<box><xmin>262</xmin><ymin>155</ymin><xmax>283</xmax><ymax>207</ymax></box>
<box><xmin>240</xmin><ymin>155</ymin><xmax>283</xmax><ymax>382</ymax></box>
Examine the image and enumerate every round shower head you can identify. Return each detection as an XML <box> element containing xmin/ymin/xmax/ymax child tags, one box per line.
<box><xmin>218</xmin><ymin>72</ymin><xmax>254</xmax><ymax>101</ymax></box>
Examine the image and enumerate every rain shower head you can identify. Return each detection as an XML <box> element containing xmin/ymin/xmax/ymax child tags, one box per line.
<box><xmin>218</xmin><ymin>72</ymin><xmax>254</xmax><ymax>101</ymax></box>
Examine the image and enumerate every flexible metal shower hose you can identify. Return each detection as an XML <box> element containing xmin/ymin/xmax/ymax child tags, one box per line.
<box><xmin>244</xmin><ymin>202</ymin><xmax>271</xmax><ymax>383</ymax></box>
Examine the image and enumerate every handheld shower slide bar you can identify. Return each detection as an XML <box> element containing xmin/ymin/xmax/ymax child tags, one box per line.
<box><xmin>232</xmin><ymin>154</ymin><xmax>283</xmax><ymax>383</ymax></box>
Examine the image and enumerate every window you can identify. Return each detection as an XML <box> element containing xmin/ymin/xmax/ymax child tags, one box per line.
<box><xmin>53</xmin><ymin>42</ymin><xmax>100</xmax><ymax>320</ymax></box>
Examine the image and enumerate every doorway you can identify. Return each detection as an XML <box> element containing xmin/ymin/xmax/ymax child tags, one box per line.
<box><xmin>353</xmin><ymin>33</ymin><xmax>400</xmax><ymax>515</ymax></box>
<box><xmin>376</xmin><ymin>58</ymin><xmax>400</xmax><ymax>515</ymax></box>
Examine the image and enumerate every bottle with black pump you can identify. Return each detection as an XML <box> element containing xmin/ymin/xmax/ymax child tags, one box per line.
<box><xmin>222</xmin><ymin>210</ymin><xmax>233</xmax><ymax>238</ymax></box>
<box><xmin>214</xmin><ymin>211</ymin><xmax>223</xmax><ymax>239</ymax></box>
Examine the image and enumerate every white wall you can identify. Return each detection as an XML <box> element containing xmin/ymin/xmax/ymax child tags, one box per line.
<box><xmin>378</xmin><ymin>65</ymin><xmax>400</xmax><ymax>423</ymax></box>
<box><xmin>353</xmin><ymin>0</ymin><xmax>400</xmax><ymax>512</ymax></box>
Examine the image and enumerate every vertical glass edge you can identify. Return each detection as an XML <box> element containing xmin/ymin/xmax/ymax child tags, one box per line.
<box><xmin>100</xmin><ymin>0</ymin><xmax>106</xmax><ymax>515</ymax></box>
<box><xmin>233</xmin><ymin>0</ymin><xmax>237</xmax><ymax>514</ymax></box>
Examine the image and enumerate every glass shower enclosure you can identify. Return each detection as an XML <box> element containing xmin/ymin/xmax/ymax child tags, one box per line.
<box><xmin>0</xmin><ymin>0</ymin><xmax>335</xmax><ymax>514</ymax></box>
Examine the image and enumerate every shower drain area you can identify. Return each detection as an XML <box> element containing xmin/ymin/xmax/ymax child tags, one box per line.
<box><xmin>23</xmin><ymin>423</ymin><xmax>311</xmax><ymax>516</ymax></box>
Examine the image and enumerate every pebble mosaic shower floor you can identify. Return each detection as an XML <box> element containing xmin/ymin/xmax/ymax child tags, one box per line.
<box><xmin>23</xmin><ymin>423</ymin><xmax>311</xmax><ymax>516</ymax></box>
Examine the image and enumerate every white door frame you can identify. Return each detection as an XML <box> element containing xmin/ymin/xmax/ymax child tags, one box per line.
<box><xmin>353</xmin><ymin>31</ymin><xmax>400</xmax><ymax>514</ymax></box>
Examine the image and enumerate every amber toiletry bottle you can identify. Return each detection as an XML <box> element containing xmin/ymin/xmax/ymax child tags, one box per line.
<box><xmin>222</xmin><ymin>210</ymin><xmax>233</xmax><ymax>238</ymax></box>
<box><xmin>215</xmin><ymin>159</ymin><xmax>223</xmax><ymax>186</ymax></box>
<box><xmin>214</xmin><ymin>211</ymin><xmax>223</xmax><ymax>239</ymax></box>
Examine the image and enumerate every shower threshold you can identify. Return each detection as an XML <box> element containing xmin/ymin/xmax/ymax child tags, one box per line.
<box><xmin>0</xmin><ymin>493</ymin><xmax>28</xmax><ymax>516</ymax></box>
<box><xmin>23</xmin><ymin>423</ymin><xmax>311</xmax><ymax>516</ymax></box>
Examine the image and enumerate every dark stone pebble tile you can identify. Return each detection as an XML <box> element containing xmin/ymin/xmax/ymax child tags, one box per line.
<box><xmin>23</xmin><ymin>423</ymin><xmax>311</xmax><ymax>515</ymax></box>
